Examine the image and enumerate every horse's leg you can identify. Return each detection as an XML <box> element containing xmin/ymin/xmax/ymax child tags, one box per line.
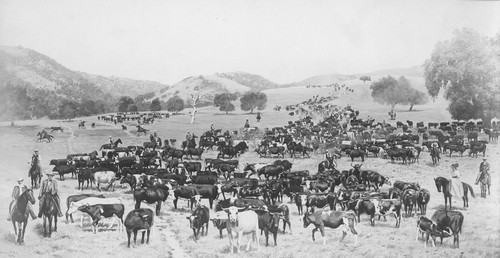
<box><xmin>54</xmin><ymin>215</ymin><xmax>58</xmax><ymax>232</ymax></box>
<box><xmin>20</xmin><ymin>220</ymin><xmax>27</xmax><ymax>244</ymax></box>
<box><xmin>48</xmin><ymin>215</ymin><xmax>52</xmax><ymax>237</ymax></box>
<box><xmin>43</xmin><ymin>215</ymin><xmax>47</xmax><ymax>237</ymax></box>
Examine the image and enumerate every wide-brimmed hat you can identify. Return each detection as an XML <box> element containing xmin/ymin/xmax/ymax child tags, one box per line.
<box><xmin>451</xmin><ymin>163</ymin><xmax>459</xmax><ymax>168</ymax></box>
<box><xmin>34</xmin><ymin>149</ymin><xmax>38</xmax><ymax>152</ymax></box>
<box><xmin>17</xmin><ymin>177</ymin><xmax>24</xmax><ymax>182</ymax></box>
<box><xmin>46</xmin><ymin>172</ymin><xmax>56</xmax><ymax>177</ymax></box>
<box><xmin>483</xmin><ymin>157</ymin><xmax>487</xmax><ymax>160</ymax></box>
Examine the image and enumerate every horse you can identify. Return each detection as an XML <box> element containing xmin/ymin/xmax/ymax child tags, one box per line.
<box><xmin>477</xmin><ymin>171</ymin><xmax>491</xmax><ymax>198</ymax></box>
<box><xmin>50</xmin><ymin>127</ymin><xmax>64</xmax><ymax>132</ymax></box>
<box><xmin>28</xmin><ymin>157</ymin><xmax>41</xmax><ymax>189</ymax></box>
<box><xmin>9</xmin><ymin>189</ymin><xmax>36</xmax><ymax>244</ymax></box>
<box><xmin>434</xmin><ymin>177</ymin><xmax>475</xmax><ymax>210</ymax></box>
<box><xmin>78</xmin><ymin>121</ymin><xmax>86</xmax><ymax>129</ymax></box>
<box><xmin>91</xmin><ymin>123</ymin><xmax>95</xmax><ymax>128</ymax></box>
<box><xmin>430</xmin><ymin>147</ymin><xmax>440</xmax><ymax>166</ymax></box>
<box><xmin>36</xmin><ymin>132</ymin><xmax>54</xmax><ymax>142</ymax></box>
<box><xmin>99</xmin><ymin>139</ymin><xmax>123</xmax><ymax>150</ymax></box>
<box><xmin>182</xmin><ymin>137</ymin><xmax>197</xmax><ymax>150</ymax></box>
<box><xmin>40</xmin><ymin>192</ymin><xmax>59</xmax><ymax>237</ymax></box>
<box><xmin>136</xmin><ymin>126</ymin><xmax>149</xmax><ymax>136</ymax></box>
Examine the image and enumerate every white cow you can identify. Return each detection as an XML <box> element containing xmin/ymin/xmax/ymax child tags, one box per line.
<box><xmin>93</xmin><ymin>171</ymin><xmax>116</xmax><ymax>191</ymax></box>
<box><xmin>224</xmin><ymin>206</ymin><xmax>260</xmax><ymax>254</ymax></box>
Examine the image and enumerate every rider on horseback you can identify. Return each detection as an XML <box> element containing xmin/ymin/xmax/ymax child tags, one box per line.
<box><xmin>109</xmin><ymin>136</ymin><xmax>114</xmax><ymax>145</ymax></box>
<box><xmin>8</xmin><ymin>178</ymin><xmax>37</xmax><ymax>221</ymax></box>
<box><xmin>476</xmin><ymin>157</ymin><xmax>490</xmax><ymax>185</ymax></box>
<box><xmin>37</xmin><ymin>172</ymin><xmax>63</xmax><ymax>218</ymax></box>
<box><xmin>28</xmin><ymin>149</ymin><xmax>42</xmax><ymax>177</ymax></box>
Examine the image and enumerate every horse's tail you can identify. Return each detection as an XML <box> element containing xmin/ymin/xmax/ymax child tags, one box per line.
<box><xmin>465</xmin><ymin>183</ymin><xmax>475</xmax><ymax>198</ymax></box>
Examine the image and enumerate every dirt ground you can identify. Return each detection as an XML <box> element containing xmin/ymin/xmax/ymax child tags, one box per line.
<box><xmin>0</xmin><ymin>103</ymin><xmax>499</xmax><ymax>258</ymax></box>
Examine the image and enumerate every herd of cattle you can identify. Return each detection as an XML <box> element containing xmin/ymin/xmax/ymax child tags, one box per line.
<box><xmin>40</xmin><ymin>103</ymin><xmax>497</xmax><ymax>252</ymax></box>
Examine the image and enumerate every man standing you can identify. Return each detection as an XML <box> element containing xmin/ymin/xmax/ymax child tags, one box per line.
<box><xmin>38</xmin><ymin>172</ymin><xmax>63</xmax><ymax>218</ymax></box>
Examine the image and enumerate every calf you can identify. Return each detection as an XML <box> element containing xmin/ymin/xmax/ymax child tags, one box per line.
<box><xmin>224</xmin><ymin>206</ymin><xmax>260</xmax><ymax>254</ymax></box>
<box><xmin>65</xmin><ymin>194</ymin><xmax>105</xmax><ymax>224</ymax></box>
<box><xmin>402</xmin><ymin>189</ymin><xmax>417</xmax><ymax>217</ymax></box>
<box><xmin>416</xmin><ymin>216</ymin><xmax>439</xmax><ymax>247</ymax></box>
<box><xmin>416</xmin><ymin>189</ymin><xmax>430</xmax><ymax>215</ymax></box>
<box><xmin>78</xmin><ymin>204</ymin><xmax>125</xmax><ymax>233</ymax></box>
<box><xmin>302</xmin><ymin>210</ymin><xmax>358</xmax><ymax>245</ymax></box>
<box><xmin>211</xmin><ymin>211</ymin><xmax>228</xmax><ymax>239</ymax></box>
<box><xmin>124</xmin><ymin>208</ymin><xmax>154</xmax><ymax>248</ymax></box>
<box><xmin>186</xmin><ymin>205</ymin><xmax>210</xmax><ymax>240</ymax></box>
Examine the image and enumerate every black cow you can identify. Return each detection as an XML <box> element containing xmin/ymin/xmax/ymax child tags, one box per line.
<box><xmin>173</xmin><ymin>186</ymin><xmax>200</xmax><ymax>210</ymax></box>
<box><xmin>402</xmin><ymin>189</ymin><xmax>417</xmax><ymax>217</ymax></box>
<box><xmin>185</xmin><ymin>148</ymin><xmax>204</xmax><ymax>160</ymax></box>
<box><xmin>181</xmin><ymin>161</ymin><xmax>202</xmax><ymax>176</ymax></box>
<box><xmin>78</xmin><ymin>204</ymin><xmax>125</xmax><ymax>234</ymax></box>
<box><xmin>77</xmin><ymin>167</ymin><xmax>94</xmax><ymax>190</ymax></box>
<box><xmin>417</xmin><ymin>189</ymin><xmax>431</xmax><ymax>215</ymax></box>
<box><xmin>50</xmin><ymin>159</ymin><xmax>68</xmax><ymax>166</ymax></box>
<box><xmin>120</xmin><ymin>174</ymin><xmax>138</xmax><ymax>190</ymax></box>
<box><xmin>186</xmin><ymin>205</ymin><xmax>210</xmax><ymax>240</ymax></box>
<box><xmin>217</xmin><ymin>146</ymin><xmax>238</xmax><ymax>159</ymax></box>
<box><xmin>134</xmin><ymin>185</ymin><xmax>170</xmax><ymax>215</ymax></box>
<box><xmin>430</xmin><ymin>210</ymin><xmax>464</xmax><ymax>248</ymax></box>
<box><xmin>305</xmin><ymin>193</ymin><xmax>337</xmax><ymax>212</ymax></box>
<box><xmin>65</xmin><ymin>194</ymin><xmax>105</xmax><ymax>223</ymax></box>
<box><xmin>191</xmin><ymin>174</ymin><xmax>218</xmax><ymax>185</ymax></box>
<box><xmin>273</xmin><ymin>160</ymin><xmax>293</xmax><ymax>172</ymax></box>
<box><xmin>191</xmin><ymin>184</ymin><xmax>220</xmax><ymax>209</ymax></box>
<box><xmin>258</xmin><ymin>165</ymin><xmax>285</xmax><ymax>180</ymax></box>
<box><xmin>210</xmin><ymin>212</ymin><xmax>228</xmax><ymax>239</ymax></box>
<box><xmin>124</xmin><ymin>208</ymin><xmax>154</xmax><ymax>248</ymax></box>
<box><xmin>53</xmin><ymin>164</ymin><xmax>76</xmax><ymax>180</ymax></box>
<box><xmin>265</xmin><ymin>204</ymin><xmax>292</xmax><ymax>233</ymax></box>
<box><xmin>347</xmin><ymin>199</ymin><xmax>376</xmax><ymax>226</ymax></box>
<box><xmin>254</xmin><ymin>209</ymin><xmax>281</xmax><ymax>246</ymax></box>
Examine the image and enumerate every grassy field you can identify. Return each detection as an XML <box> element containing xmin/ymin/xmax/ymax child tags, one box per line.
<box><xmin>0</xmin><ymin>85</ymin><xmax>499</xmax><ymax>258</ymax></box>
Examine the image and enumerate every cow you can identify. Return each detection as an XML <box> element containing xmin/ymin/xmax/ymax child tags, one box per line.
<box><xmin>254</xmin><ymin>209</ymin><xmax>281</xmax><ymax>246</ymax></box>
<box><xmin>185</xmin><ymin>148</ymin><xmax>204</xmax><ymax>160</ymax></box>
<box><xmin>211</xmin><ymin>211</ymin><xmax>228</xmax><ymax>239</ymax></box>
<box><xmin>273</xmin><ymin>160</ymin><xmax>293</xmax><ymax>172</ymax></box>
<box><xmin>264</xmin><ymin>204</ymin><xmax>292</xmax><ymax>233</ymax></box>
<box><xmin>78</xmin><ymin>204</ymin><xmax>125</xmax><ymax>234</ymax></box>
<box><xmin>416</xmin><ymin>189</ymin><xmax>431</xmax><ymax>215</ymax></box>
<box><xmin>402</xmin><ymin>189</ymin><xmax>417</xmax><ymax>217</ymax></box>
<box><xmin>186</xmin><ymin>205</ymin><xmax>210</xmax><ymax>240</ymax></box>
<box><xmin>181</xmin><ymin>161</ymin><xmax>202</xmax><ymax>176</ymax></box>
<box><xmin>50</xmin><ymin>159</ymin><xmax>68</xmax><ymax>166</ymax></box>
<box><xmin>92</xmin><ymin>171</ymin><xmax>117</xmax><ymax>191</ymax></box>
<box><xmin>224</xmin><ymin>206</ymin><xmax>260</xmax><ymax>254</ymax></box>
<box><xmin>65</xmin><ymin>194</ymin><xmax>105</xmax><ymax>224</ymax></box>
<box><xmin>416</xmin><ymin>216</ymin><xmax>439</xmax><ymax>247</ymax></box>
<box><xmin>77</xmin><ymin>167</ymin><xmax>94</xmax><ymax>190</ymax></box>
<box><xmin>305</xmin><ymin>193</ymin><xmax>337</xmax><ymax>212</ymax></box>
<box><xmin>124</xmin><ymin>208</ymin><xmax>154</xmax><ymax>248</ymax></box>
<box><xmin>134</xmin><ymin>185</ymin><xmax>170</xmax><ymax>216</ymax></box>
<box><xmin>191</xmin><ymin>174</ymin><xmax>218</xmax><ymax>185</ymax></box>
<box><xmin>53</xmin><ymin>164</ymin><xmax>76</xmax><ymax>180</ymax></box>
<box><xmin>190</xmin><ymin>184</ymin><xmax>220</xmax><ymax>209</ymax></box>
<box><xmin>371</xmin><ymin>199</ymin><xmax>402</xmax><ymax>228</ymax></box>
<box><xmin>215</xmin><ymin>198</ymin><xmax>267</xmax><ymax>211</ymax></box>
<box><xmin>430</xmin><ymin>209</ymin><xmax>464</xmax><ymax>248</ymax></box>
<box><xmin>257</xmin><ymin>165</ymin><xmax>285</xmax><ymax>180</ymax></box>
<box><xmin>120</xmin><ymin>173</ymin><xmax>139</xmax><ymax>191</ymax></box>
<box><xmin>302</xmin><ymin>210</ymin><xmax>358</xmax><ymax>245</ymax></box>
<box><xmin>173</xmin><ymin>186</ymin><xmax>200</xmax><ymax>210</ymax></box>
<box><xmin>347</xmin><ymin>199</ymin><xmax>376</xmax><ymax>226</ymax></box>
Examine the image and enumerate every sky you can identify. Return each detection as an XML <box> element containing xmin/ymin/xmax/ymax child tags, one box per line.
<box><xmin>0</xmin><ymin>0</ymin><xmax>499</xmax><ymax>85</ymax></box>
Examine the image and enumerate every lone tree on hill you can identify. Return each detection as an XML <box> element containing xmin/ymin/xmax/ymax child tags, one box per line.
<box><xmin>240</xmin><ymin>91</ymin><xmax>267</xmax><ymax>114</ymax></box>
<box><xmin>189</xmin><ymin>93</ymin><xmax>205</xmax><ymax>124</ymax></box>
<box><xmin>166</xmin><ymin>96</ymin><xmax>185</xmax><ymax>113</ymax></box>
<box><xmin>360</xmin><ymin>76</ymin><xmax>371</xmax><ymax>83</ymax></box>
<box><xmin>424</xmin><ymin>28</ymin><xmax>500</xmax><ymax>125</ymax></box>
<box><xmin>117</xmin><ymin>96</ymin><xmax>134</xmax><ymax>112</ymax></box>
<box><xmin>370</xmin><ymin>75</ymin><xmax>428</xmax><ymax>110</ymax></box>
<box><xmin>213</xmin><ymin>93</ymin><xmax>237</xmax><ymax>114</ymax></box>
<box><xmin>150</xmin><ymin>98</ymin><xmax>162</xmax><ymax>111</ymax></box>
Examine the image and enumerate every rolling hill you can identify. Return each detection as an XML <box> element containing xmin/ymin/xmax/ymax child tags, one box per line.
<box><xmin>0</xmin><ymin>45</ymin><xmax>167</xmax><ymax>99</ymax></box>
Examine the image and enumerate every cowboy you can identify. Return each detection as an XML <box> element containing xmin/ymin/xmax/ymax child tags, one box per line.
<box><xmin>244</xmin><ymin>119</ymin><xmax>250</xmax><ymax>128</ymax></box>
<box><xmin>8</xmin><ymin>178</ymin><xmax>37</xmax><ymax>221</ymax></box>
<box><xmin>38</xmin><ymin>172</ymin><xmax>63</xmax><ymax>218</ymax></box>
<box><xmin>28</xmin><ymin>149</ymin><xmax>42</xmax><ymax>177</ymax></box>
<box><xmin>186</xmin><ymin>131</ymin><xmax>192</xmax><ymax>141</ymax></box>
<box><xmin>476</xmin><ymin>157</ymin><xmax>491</xmax><ymax>184</ymax></box>
<box><xmin>109</xmin><ymin>136</ymin><xmax>114</xmax><ymax>145</ymax></box>
<box><xmin>325</xmin><ymin>151</ymin><xmax>339</xmax><ymax>168</ymax></box>
<box><xmin>256</xmin><ymin>112</ymin><xmax>262</xmax><ymax>122</ymax></box>
<box><xmin>210</xmin><ymin>123</ymin><xmax>215</xmax><ymax>133</ymax></box>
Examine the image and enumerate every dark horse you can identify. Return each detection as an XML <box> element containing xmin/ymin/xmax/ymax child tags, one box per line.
<box><xmin>99</xmin><ymin>139</ymin><xmax>123</xmax><ymax>150</ymax></box>
<box><xmin>434</xmin><ymin>177</ymin><xmax>475</xmax><ymax>210</ymax></box>
<box><xmin>10</xmin><ymin>189</ymin><xmax>36</xmax><ymax>244</ymax></box>
<box><xmin>28</xmin><ymin>156</ymin><xmax>41</xmax><ymax>189</ymax></box>
<box><xmin>36</xmin><ymin>132</ymin><xmax>53</xmax><ymax>142</ymax></box>
<box><xmin>182</xmin><ymin>136</ymin><xmax>197</xmax><ymax>150</ymax></box>
<box><xmin>40</xmin><ymin>192</ymin><xmax>59</xmax><ymax>237</ymax></box>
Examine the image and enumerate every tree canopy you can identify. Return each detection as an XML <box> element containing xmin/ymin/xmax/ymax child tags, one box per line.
<box><xmin>240</xmin><ymin>91</ymin><xmax>267</xmax><ymax>113</ymax></box>
<box><xmin>166</xmin><ymin>96</ymin><xmax>185</xmax><ymax>113</ymax></box>
<box><xmin>370</xmin><ymin>76</ymin><xmax>428</xmax><ymax>110</ymax></box>
<box><xmin>424</xmin><ymin>28</ymin><xmax>500</xmax><ymax>123</ymax></box>
<box><xmin>150</xmin><ymin>98</ymin><xmax>162</xmax><ymax>111</ymax></box>
<box><xmin>360</xmin><ymin>76</ymin><xmax>371</xmax><ymax>83</ymax></box>
<box><xmin>117</xmin><ymin>96</ymin><xmax>134</xmax><ymax>112</ymax></box>
<box><xmin>213</xmin><ymin>93</ymin><xmax>237</xmax><ymax>114</ymax></box>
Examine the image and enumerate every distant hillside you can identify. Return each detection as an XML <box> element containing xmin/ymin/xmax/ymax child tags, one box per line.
<box><xmin>0</xmin><ymin>45</ymin><xmax>167</xmax><ymax>99</ymax></box>
<box><xmin>287</xmin><ymin>73</ymin><xmax>357</xmax><ymax>87</ymax></box>
<box><xmin>151</xmin><ymin>72</ymin><xmax>281</xmax><ymax>104</ymax></box>
<box><xmin>357</xmin><ymin>65</ymin><xmax>424</xmax><ymax>78</ymax></box>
